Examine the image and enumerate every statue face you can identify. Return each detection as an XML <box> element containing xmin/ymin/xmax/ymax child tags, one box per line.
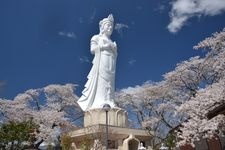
<box><xmin>101</xmin><ymin>22</ymin><xmax>113</xmax><ymax>36</ymax></box>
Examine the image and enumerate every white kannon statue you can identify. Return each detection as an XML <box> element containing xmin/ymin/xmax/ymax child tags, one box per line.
<box><xmin>78</xmin><ymin>14</ymin><xmax>117</xmax><ymax>111</ymax></box>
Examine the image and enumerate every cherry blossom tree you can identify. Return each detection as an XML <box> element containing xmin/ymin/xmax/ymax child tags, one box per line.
<box><xmin>0</xmin><ymin>84</ymin><xmax>82</xmax><ymax>148</ymax></box>
<box><xmin>116</xmin><ymin>28</ymin><xmax>225</xmax><ymax>148</ymax></box>
<box><xmin>115</xmin><ymin>81</ymin><xmax>179</xmax><ymax>148</ymax></box>
<box><xmin>175</xmin><ymin>28</ymin><xmax>225</xmax><ymax>147</ymax></box>
<box><xmin>176</xmin><ymin>78</ymin><xmax>225</xmax><ymax>146</ymax></box>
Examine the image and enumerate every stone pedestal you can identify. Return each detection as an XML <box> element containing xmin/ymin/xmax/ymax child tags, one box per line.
<box><xmin>84</xmin><ymin>107</ymin><xmax>128</xmax><ymax>127</ymax></box>
<box><xmin>70</xmin><ymin>104</ymin><xmax>153</xmax><ymax>149</ymax></box>
<box><xmin>69</xmin><ymin>106</ymin><xmax>153</xmax><ymax>150</ymax></box>
<box><xmin>69</xmin><ymin>124</ymin><xmax>153</xmax><ymax>150</ymax></box>
<box><xmin>69</xmin><ymin>107</ymin><xmax>153</xmax><ymax>150</ymax></box>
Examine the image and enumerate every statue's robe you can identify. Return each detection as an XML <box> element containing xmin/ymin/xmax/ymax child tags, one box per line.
<box><xmin>78</xmin><ymin>35</ymin><xmax>117</xmax><ymax>111</ymax></box>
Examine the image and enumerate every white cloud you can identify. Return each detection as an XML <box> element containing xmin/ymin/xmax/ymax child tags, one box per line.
<box><xmin>168</xmin><ymin>0</ymin><xmax>225</xmax><ymax>33</ymax></box>
<box><xmin>115</xmin><ymin>23</ymin><xmax>129</xmax><ymax>37</ymax></box>
<box><xmin>79</xmin><ymin>56</ymin><xmax>90</xmax><ymax>63</ymax></box>
<box><xmin>128</xmin><ymin>59</ymin><xmax>136</xmax><ymax>65</ymax></box>
<box><xmin>0</xmin><ymin>81</ymin><xmax>6</xmax><ymax>91</ymax></box>
<box><xmin>154</xmin><ymin>3</ymin><xmax>167</xmax><ymax>13</ymax></box>
<box><xmin>78</xmin><ymin>17</ymin><xmax>84</xmax><ymax>24</ymax></box>
<box><xmin>89</xmin><ymin>8</ymin><xmax>96</xmax><ymax>23</ymax></box>
<box><xmin>0</xmin><ymin>81</ymin><xmax>6</xmax><ymax>87</ymax></box>
<box><xmin>158</xmin><ymin>4</ymin><xmax>166</xmax><ymax>13</ymax></box>
<box><xmin>120</xmin><ymin>85</ymin><xmax>143</xmax><ymax>95</ymax></box>
<box><xmin>58</xmin><ymin>31</ymin><xmax>77</xmax><ymax>39</ymax></box>
<box><xmin>136</xmin><ymin>6</ymin><xmax>143</xmax><ymax>10</ymax></box>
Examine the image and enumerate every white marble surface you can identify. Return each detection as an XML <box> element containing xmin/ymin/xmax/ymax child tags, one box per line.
<box><xmin>78</xmin><ymin>14</ymin><xmax>117</xmax><ymax>111</ymax></box>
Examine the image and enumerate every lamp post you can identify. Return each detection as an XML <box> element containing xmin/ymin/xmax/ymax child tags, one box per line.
<box><xmin>103</xmin><ymin>103</ymin><xmax>111</xmax><ymax>150</ymax></box>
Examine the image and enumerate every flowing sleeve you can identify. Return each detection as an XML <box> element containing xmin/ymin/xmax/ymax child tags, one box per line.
<box><xmin>90</xmin><ymin>35</ymin><xmax>100</xmax><ymax>54</ymax></box>
<box><xmin>77</xmin><ymin>35</ymin><xmax>101</xmax><ymax>111</ymax></box>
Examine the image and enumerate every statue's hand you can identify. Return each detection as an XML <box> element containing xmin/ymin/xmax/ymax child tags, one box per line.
<box><xmin>100</xmin><ymin>43</ymin><xmax>112</xmax><ymax>50</ymax></box>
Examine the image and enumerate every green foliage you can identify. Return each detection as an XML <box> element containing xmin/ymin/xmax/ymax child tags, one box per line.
<box><xmin>80</xmin><ymin>137</ymin><xmax>92</xmax><ymax>150</ymax></box>
<box><xmin>165</xmin><ymin>133</ymin><xmax>176</xmax><ymax>150</ymax></box>
<box><xmin>61</xmin><ymin>134</ymin><xmax>73</xmax><ymax>150</ymax></box>
<box><xmin>47</xmin><ymin>144</ymin><xmax>54</xmax><ymax>150</ymax></box>
<box><xmin>0</xmin><ymin>120</ymin><xmax>37</xmax><ymax>150</ymax></box>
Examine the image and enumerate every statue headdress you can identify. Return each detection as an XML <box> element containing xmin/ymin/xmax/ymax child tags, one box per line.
<box><xmin>99</xmin><ymin>14</ymin><xmax>114</xmax><ymax>27</ymax></box>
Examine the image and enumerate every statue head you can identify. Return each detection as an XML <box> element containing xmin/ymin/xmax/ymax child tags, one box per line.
<box><xmin>99</xmin><ymin>14</ymin><xmax>114</xmax><ymax>36</ymax></box>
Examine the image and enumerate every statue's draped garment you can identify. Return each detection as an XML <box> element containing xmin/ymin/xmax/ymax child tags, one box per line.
<box><xmin>78</xmin><ymin>34</ymin><xmax>117</xmax><ymax>111</ymax></box>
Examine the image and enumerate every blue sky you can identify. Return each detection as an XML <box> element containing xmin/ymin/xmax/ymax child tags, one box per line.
<box><xmin>0</xmin><ymin>0</ymin><xmax>225</xmax><ymax>99</ymax></box>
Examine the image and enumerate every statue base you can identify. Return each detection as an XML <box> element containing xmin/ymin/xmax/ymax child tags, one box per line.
<box><xmin>84</xmin><ymin>107</ymin><xmax>128</xmax><ymax>127</ymax></box>
<box><xmin>70</xmin><ymin>107</ymin><xmax>153</xmax><ymax>149</ymax></box>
